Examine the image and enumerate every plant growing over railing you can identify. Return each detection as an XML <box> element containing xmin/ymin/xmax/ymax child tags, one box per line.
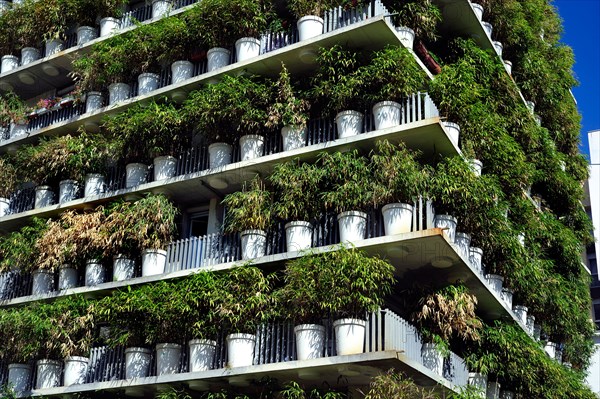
<box><xmin>386</xmin><ymin>0</ymin><xmax>442</xmax><ymax>43</ymax></box>
<box><xmin>280</xmin><ymin>381</ymin><xmax>348</xmax><ymax>399</ymax></box>
<box><xmin>0</xmin><ymin>157</ymin><xmax>19</xmax><ymax>199</ymax></box>
<box><xmin>266</xmin><ymin>63</ymin><xmax>310</xmax><ymax>130</ymax></box>
<box><xmin>0</xmin><ymin>91</ymin><xmax>31</xmax><ymax>126</ymax></box>
<box><xmin>0</xmin><ymin>304</ymin><xmax>49</xmax><ymax>363</ymax></box>
<box><xmin>361</xmin><ymin>369</ymin><xmax>438</xmax><ymax>399</ymax></box>
<box><xmin>0</xmin><ymin>217</ymin><xmax>48</xmax><ymax>274</ymax></box>
<box><xmin>287</xmin><ymin>0</ymin><xmax>335</xmax><ymax>18</ymax></box>
<box><xmin>222</xmin><ymin>177</ymin><xmax>273</xmax><ymax>233</ymax></box>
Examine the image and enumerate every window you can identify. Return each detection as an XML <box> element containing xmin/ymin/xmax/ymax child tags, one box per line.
<box><xmin>188</xmin><ymin>211</ymin><xmax>209</xmax><ymax>238</ymax></box>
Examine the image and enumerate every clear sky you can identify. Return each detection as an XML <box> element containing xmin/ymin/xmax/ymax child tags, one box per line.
<box><xmin>553</xmin><ymin>0</ymin><xmax>600</xmax><ymax>160</ymax></box>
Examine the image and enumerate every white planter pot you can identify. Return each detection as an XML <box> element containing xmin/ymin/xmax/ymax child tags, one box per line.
<box><xmin>32</xmin><ymin>269</ymin><xmax>54</xmax><ymax>295</ymax></box>
<box><xmin>240</xmin><ymin>229</ymin><xmax>267</xmax><ymax>260</ymax></box>
<box><xmin>470</xmin><ymin>159</ymin><xmax>483</xmax><ymax>176</ymax></box>
<box><xmin>207</xmin><ymin>47</ymin><xmax>231</xmax><ymax>72</ymax></box>
<box><xmin>336</xmin><ymin>110</ymin><xmax>363</xmax><ymax>138</ymax></box>
<box><xmin>513</xmin><ymin>305</ymin><xmax>528</xmax><ymax>325</ymax></box>
<box><xmin>108</xmin><ymin>82</ymin><xmax>131</xmax><ymax>105</ymax></box>
<box><xmin>493</xmin><ymin>41</ymin><xmax>503</xmax><ymax>56</ymax></box>
<box><xmin>235</xmin><ymin>37</ymin><xmax>260</xmax><ymax>62</ymax></box>
<box><xmin>77</xmin><ymin>26</ymin><xmax>98</xmax><ymax>45</ymax></box>
<box><xmin>469</xmin><ymin>247</ymin><xmax>483</xmax><ymax>273</ymax></box>
<box><xmin>443</xmin><ymin>121</ymin><xmax>460</xmax><ymax>146</ymax></box>
<box><xmin>434</xmin><ymin>214</ymin><xmax>458</xmax><ymax>243</ymax></box>
<box><xmin>535</xmin><ymin>114</ymin><xmax>542</xmax><ymax>126</ymax></box>
<box><xmin>85</xmin><ymin>260</ymin><xmax>106</xmax><ymax>286</ymax></box>
<box><xmin>152</xmin><ymin>0</ymin><xmax>171</xmax><ymax>18</ymax></box>
<box><xmin>171</xmin><ymin>60</ymin><xmax>194</xmax><ymax>84</ymax></box>
<box><xmin>421</xmin><ymin>343</ymin><xmax>443</xmax><ymax>375</ymax></box>
<box><xmin>153</xmin><ymin>155</ymin><xmax>177</xmax><ymax>181</ymax></box>
<box><xmin>239</xmin><ymin>134</ymin><xmax>264</xmax><ymax>161</ymax></box>
<box><xmin>156</xmin><ymin>343</ymin><xmax>182</xmax><ymax>375</ymax></box>
<box><xmin>226</xmin><ymin>333</ymin><xmax>256</xmax><ymax>368</ymax></box>
<box><xmin>285</xmin><ymin>221</ymin><xmax>313</xmax><ymax>252</ymax></box>
<box><xmin>141</xmin><ymin>248</ymin><xmax>167</xmax><ymax>276</ymax></box>
<box><xmin>125</xmin><ymin>347</ymin><xmax>152</xmax><ymax>379</ymax></box>
<box><xmin>454</xmin><ymin>232</ymin><xmax>471</xmax><ymax>259</ymax></box>
<box><xmin>471</xmin><ymin>2</ymin><xmax>484</xmax><ymax>20</ymax></box>
<box><xmin>468</xmin><ymin>372</ymin><xmax>487</xmax><ymax>392</ymax></box>
<box><xmin>59</xmin><ymin>179</ymin><xmax>78</xmax><ymax>203</ymax></box>
<box><xmin>125</xmin><ymin>163</ymin><xmax>149</xmax><ymax>188</ymax></box>
<box><xmin>297</xmin><ymin>15</ymin><xmax>324</xmax><ymax>41</ymax></box>
<box><xmin>499</xmin><ymin>390</ymin><xmax>514</xmax><ymax>399</ymax></box>
<box><xmin>113</xmin><ymin>255</ymin><xmax>136</xmax><ymax>281</ymax></box>
<box><xmin>487</xmin><ymin>381</ymin><xmax>501</xmax><ymax>399</ymax></box>
<box><xmin>294</xmin><ymin>324</ymin><xmax>325</xmax><ymax>360</ymax></box>
<box><xmin>188</xmin><ymin>339</ymin><xmax>217</xmax><ymax>372</ymax></box>
<box><xmin>21</xmin><ymin>47</ymin><xmax>40</xmax><ymax>65</ymax></box>
<box><xmin>44</xmin><ymin>39</ymin><xmax>64</xmax><ymax>57</ymax></box>
<box><xmin>482</xmin><ymin>21</ymin><xmax>493</xmax><ymax>38</ymax></box>
<box><xmin>281</xmin><ymin>125</ymin><xmax>307</xmax><ymax>151</ymax></box>
<box><xmin>372</xmin><ymin>101</ymin><xmax>401</xmax><ymax>130</ymax></box>
<box><xmin>58</xmin><ymin>264</ymin><xmax>78</xmax><ymax>290</ymax></box>
<box><xmin>63</xmin><ymin>356</ymin><xmax>88</xmax><ymax>386</ymax></box>
<box><xmin>7</xmin><ymin>363</ymin><xmax>31</xmax><ymax>392</ymax></box>
<box><xmin>381</xmin><ymin>203</ymin><xmax>413</xmax><ymax>235</ymax></box>
<box><xmin>10</xmin><ymin>122</ymin><xmax>28</xmax><ymax>138</ymax></box>
<box><xmin>544</xmin><ymin>341</ymin><xmax>556</xmax><ymax>359</ymax></box>
<box><xmin>526</xmin><ymin>100</ymin><xmax>535</xmax><ymax>114</ymax></box>
<box><xmin>395</xmin><ymin>26</ymin><xmax>415</xmax><ymax>49</ymax></box>
<box><xmin>485</xmin><ymin>274</ymin><xmax>504</xmax><ymax>297</ymax></box>
<box><xmin>504</xmin><ymin>60</ymin><xmax>512</xmax><ymax>75</ymax></box>
<box><xmin>337</xmin><ymin>211</ymin><xmax>367</xmax><ymax>244</ymax></box>
<box><xmin>137</xmin><ymin>72</ymin><xmax>160</xmax><ymax>96</ymax></box>
<box><xmin>35</xmin><ymin>186</ymin><xmax>54</xmax><ymax>208</ymax></box>
<box><xmin>1</xmin><ymin>55</ymin><xmax>18</xmax><ymax>73</ymax></box>
<box><xmin>85</xmin><ymin>91</ymin><xmax>104</xmax><ymax>113</ymax></box>
<box><xmin>333</xmin><ymin>318</ymin><xmax>366</xmax><ymax>355</ymax></box>
<box><xmin>526</xmin><ymin>315</ymin><xmax>535</xmax><ymax>335</ymax></box>
<box><xmin>501</xmin><ymin>288</ymin><xmax>513</xmax><ymax>309</ymax></box>
<box><xmin>84</xmin><ymin>173</ymin><xmax>105</xmax><ymax>197</ymax></box>
<box><xmin>36</xmin><ymin>359</ymin><xmax>62</xmax><ymax>389</ymax></box>
<box><xmin>208</xmin><ymin>142</ymin><xmax>233</xmax><ymax>168</ymax></box>
<box><xmin>100</xmin><ymin>17</ymin><xmax>120</xmax><ymax>36</ymax></box>
<box><xmin>0</xmin><ymin>270</ymin><xmax>17</xmax><ymax>299</ymax></box>
<box><xmin>0</xmin><ymin>197</ymin><xmax>10</xmax><ymax>216</ymax></box>
<box><xmin>533</xmin><ymin>324</ymin><xmax>541</xmax><ymax>340</ymax></box>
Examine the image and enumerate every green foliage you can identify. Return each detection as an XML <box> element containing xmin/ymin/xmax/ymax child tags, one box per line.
<box><xmin>362</xmin><ymin>370</ymin><xmax>438</xmax><ymax>399</ymax></box>
<box><xmin>222</xmin><ymin>177</ymin><xmax>273</xmax><ymax>232</ymax></box>
<box><xmin>0</xmin><ymin>91</ymin><xmax>31</xmax><ymax>125</ymax></box>
<box><xmin>280</xmin><ymin>381</ymin><xmax>347</xmax><ymax>399</ymax></box>
<box><xmin>0</xmin><ymin>157</ymin><xmax>19</xmax><ymax>199</ymax></box>
<box><xmin>0</xmin><ymin>301</ymin><xmax>54</xmax><ymax>362</ymax></box>
<box><xmin>0</xmin><ymin>217</ymin><xmax>48</xmax><ymax>273</ymax></box>
<box><xmin>266</xmin><ymin>63</ymin><xmax>310</xmax><ymax>129</ymax></box>
<box><xmin>385</xmin><ymin>0</ymin><xmax>442</xmax><ymax>43</ymax></box>
<box><xmin>287</xmin><ymin>0</ymin><xmax>335</xmax><ymax>18</ymax></box>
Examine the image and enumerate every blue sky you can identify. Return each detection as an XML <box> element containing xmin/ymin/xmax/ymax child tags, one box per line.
<box><xmin>553</xmin><ymin>0</ymin><xmax>600</xmax><ymax>159</ymax></box>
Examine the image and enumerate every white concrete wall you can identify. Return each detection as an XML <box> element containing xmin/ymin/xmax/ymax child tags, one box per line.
<box><xmin>589</xmin><ymin>130</ymin><xmax>600</xmax><ymax>263</ymax></box>
<box><xmin>587</xmin><ymin>334</ymin><xmax>600</xmax><ymax>393</ymax></box>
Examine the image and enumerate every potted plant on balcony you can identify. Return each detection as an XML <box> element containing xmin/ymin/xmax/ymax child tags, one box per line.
<box><xmin>0</xmin><ymin>90</ymin><xmax>31</xmax><ymax>139</ymax></box>
<box><xmin>222</xmin><ymin>177</ymin><xmax>272</xmax><ymax>260</ymax></box>
<box><xmin>370</xmin><ymin>140</ymin><xmax>430</xmax><ymax>236</ymax></box>
<box><xmin>310</xmin><ymin>45</ymin><xmax>367</xmax><ymax>138</ymax></box>
<box><xmin>96</xmin><ymin>0</ymin><xmax>128</xmax><ymax>36</ymax></box>
<box><xmin>266</xmin><ymin>63</ymin><xmax>311</xmax><ymax>151</ymax></box>
<box><xmin>0</xmin><ymin>157</ymin><xmax>18</xmax><ymax>216</ymax></box>
<box><xmin>319</xmin><ymin>149</ymin><xmax>372</xmax><ymax>244</ymax></box>
<box><xmin>214</xmin><ymin>266</ymin><xmax>275</xmax><ymax>368</ymax></box>
<box><xmin>287</xmin><ymin>0</ymin><xmax>333</xmax><ymax>41</ymax></box>
<box><xmin>269</xmin><ymin>159</ymin><xmax>324</xmax><ymax>252</ymax></box>
<box><xmin>362</xmin><ymin>45</ymin><xmax>426</xmax><ymax>130</ymax></box>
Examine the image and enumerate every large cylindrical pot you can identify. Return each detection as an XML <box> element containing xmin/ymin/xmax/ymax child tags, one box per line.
<box><xmin>76</xmin><ymin>26</ymin><xmax>98</xmax><ymax>46</ymax></box>
<box><xmin>35</xmin><ymin>359</ymin><xmax>62</xmax><ymax>389</ymax></box>
<box><xmin>125</xmin><ymin>163</ymin><xmax>149</xmax><ymax>188</ymax></box>
<box><xmin>443</xmin><ymin>121</ymin><xmax>460</xmax><ymax>147</ymax></box>
<box><xmin>21</xmin><ymin>47</ymin><xmax>40</xmax><ymax>65</ymax></box>
<box><xmin>469</xmin><ymin>247</ymin><xmax>483</xmax><ymax>274</ymax></box>
<box><xmin>372</xmin><ymin>101</ymin><xmax>401</xmax><ymax>130</ymax></box>
<box><xmin>1</xmin><ymin>55</ymin><xmax>19</xmax><ymax>73</ymax></box>
<box><xmin>504</xmin><ymin>60</ymin><xmax>512</xmax><ymax>75</ymax></box>
<box><xmin>108</xmin><ymin>82</ymin><xmax>131</xmax><ymax>105</ymax></box>
<box><xmin>85</xmin><ymin>91</ymin><xmax>104</xmax><ymax>113</ymax></box>
<box><xmin>526</xmin><ymin>315</ymin><xmax>536</xmax><ymax>336</ymax></box>
<box><xmin>153</xmin><ymin>155</ymin><xmax>177</xmax><ymax>181</ymax></box>
<box><xmin>58</xmin><ymin>264</ymin><xmax>78</xmax><ymax>290</ymax></box>
<box><xmin>501</xmin><ymin>288</ymin><xmax>514</xmax><ymax>309</ymax></box>
<box><xmin>294</xmin><ymin>324</ymin><xmax>325</xmax><ymax>360</ymax></box>
<box><xmin>297</xmin><ymin>15</ymin><xmax>324</xmax><ymax>41</ymax></box>
<box><xmin>454</xmin><ymin>232</ymin><xmax>471</xmax><ymax>260</ymax></box>
<box><xmin>151</xmin><ymin>0</ymin><xmax>171</xmax><ymax>18</ymax></box>
<box><xmin>125</xmin><ymin>347</ymin><xmax>152</xmax><ymax>379</ymax></box>
<box><xmin>493</xmin><ymin>41</ymin><xmax>503</xmax><ymax>57</ymax></box>
<box><xmin>113</xmin><ymin>255</ymin><xmax>136</xmax><ymax>281</ymax></box>
<box><xmin>468</xmin><ymin>372</ymin><xmax>487</xmax><ymax>392</ymax></box>
<box><xmin>59</xmin><ymin>179</ymin><xmax>78</xmax><ymax>203</ymax></box>
<box><xmin>239</xmin><ymin>134</ymin><xmax>264</xmax><ymax>161</ymax></box>
<box><xmin>10</xmin><ymin>122</ymin><xmax>28</xmax><ymax>138</ymax></box>
<box><xmin>487</xmin><ymin>381</ymin><xmax>501</xmax><ymax>399</ymax></box>
<box><xmin>188</xmin><ymin>339</ymin><xmax>217</xmax><ymax>372</ymax></box>
<box><xmin>0</xmin><ymin>270</ymin><xmax>17</xmax><ymax>299</ymax></box>
<box><xmin>381</xmin><ymin>203</ymin><xmax>413</xmax><ymax>236</ymax></box>
<box><xmin>171</xmin><ymin>60</ymin><xmax>193</xmax><ymax>84</ymax></box>
<box><xmin>84</xmin><ymin>173</ymin><xmax>105</xmax><ymax>197</ymax></box>
<box><xmin>44</xmin><ymin>39</ymin><xmax>64</xmax><ymax>57</ymax></box>
<box><xmin>141</xmin><ymin>248</ymin><xmax>167</xmax><ymax>276</ymax></box>
<box><xmin>333</xmin><ymin>318</ymin><xmax>366</xmax><ymax>355</ymax></box>
<box><xmin>281</xmin><ymin>125</ymin><xmax>307</xmax><ymax>151</ymax></box>
<box><xmin>63</xmin><ymin>356</ymin><xmax>89</xmax><ymax>386</ymax></box>
<box><xmin>395</xmin><ymin>26</ymin><xmax>415</xmax><ymax>49</ymax></box>
<box><xmin>470</xmin><ymin>159</ymin><xmax>483</xmax><ymax>176</ymax></box>
<box><xmin>336</xmin><ymin>110</ymin><xmax>363</xmax><ymax>138</ymax></box>
<box><xmin>421</xmin><ymin>343</ymin><xmax>443</xmax><ymax>375</ymax></box>
<box><xmin>513</xmin><ymin>305</ymin><xmax>528</xmax><ymax>325</ymax></box>
<box><xmin>35</xmin><ymin>185</ymin><xmax>54</xmax><ymax>208</ymax></box>
<box><xmin>207</xmin><ymin>47</ymin><xmax>231</xmax><ymax>72</ymax></box>
<box><xmin>544</xmin><ymin>341</ymin><xmax>556</xmax><ymax>359</ymax></box>
<box><xmin>156</xmin><ymin>343</ymin><xmax>182</xmax><ymax>375</ymax></box>
<box><xmin>471</xmin><ymin>2</ymin><xmax>484</xmax><ymax>20</ymax></box>
<box><xmin>434</xmin><ymin>214</ymin><xmax>457</xmax><ymax>243</ymax></box>
<box><xmin>100</xmin><ymin>17</ymin><xmax>120</xmax><ymax>36</ymax></box>
<box><xmin>0</xmin><ymin>197</ymin><xmax>10</xmax><ymax>216</ymax></box>
<box><xmin>337</xmin><ymin>211</ymin><xmax>367</xmax><ymax>244</ymax></box>
<box><xmin>208</xmin><ymin>142</ymin><xmax>233</xmax><ymax>169</ymax></box>
<box><xmin>482</xmin><ymin>21</ymin><xmax>493</xmax><ymax>37</ymax></box>
<box><xmin>226</xmin><ymin>333</ymin><xmax>256</xmax><ymax>368</ymax></box>
<box><xmin>485</xmin><ymin>274</ymin><xmax>504</xmax><ymax>297</ymax></box>
<box><xmin>7</xmin><ymin>363</ymin><xmax>31</xmax><ymax>393</ymax></box>
<box><xmin>85</xmin><ymin>259</ymin><xmax>106</xmax><ymax>286</ymax></box>
<box><xmin>235</xmin><ymin>37</ymin><xmax>260</xmax><ymax>62</ymax></box>
<box><xmin>137</xmin><ymin>72</ymin><xmax>160</xmax><ymax>96</ymax></box>
<box><xmin>32</xmin><ymin>268</ymin><xmax>54</xmax><ymax>295</ymax></box>
<box><xmin>285</xmin><ymin>221</ymin><xmax>313</xmax><ymax>252</ymax></box>
<box><xmin>240</xmin><ymin>229</ymin><xmax>267</xmax><ymax>260</ymax></box>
